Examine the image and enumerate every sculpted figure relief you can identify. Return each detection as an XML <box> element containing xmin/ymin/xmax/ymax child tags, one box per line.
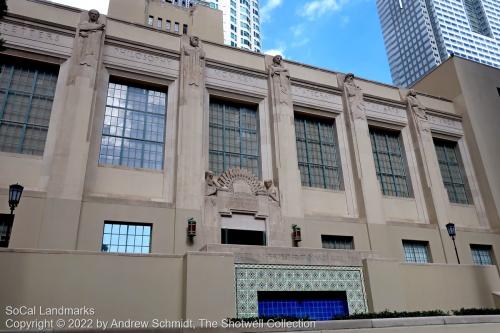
<box><xmin>182</xmin><ymin>36</ymin><xmax>205</xmax><ymax>87</ymax></box>
<box><xmin>264</xmin><ymin>180</ymin><xmax>279</xmax><ymax>202</ymax></box>
<box><xmin>78</xmin><ymin>9</ymin><xmax>105</xmax><ymax>67</ymax></box>
<box><xmin>205</xmin><ymin>171</ymin><xmax>229</xmax><ymax>196</ymax></box>
<box><xmin>343</xmin><ymin>73</ymin><xmax>366</xmax><ymax>120</ymax></box>
<box><xmin>269</xmin><ymin>55</ymin><xmax>291</xmax><ymax>105</ymax></box>
<box><xmin>406</xmin><ymin>89</ymin><xmax>429</xmax><ymax>133</ymax></box>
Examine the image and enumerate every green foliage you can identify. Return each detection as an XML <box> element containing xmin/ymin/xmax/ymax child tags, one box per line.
<box><xmin>0</xmin><ymin>0</ymin><xmax>7</xmax><ymax>51</ymax></box>
<box><xmin>333</xmin><ymin>310</ymin><xmax>448</xmax><ymax>320</ymax></box>
<box><xmin>453</xmin><ymin>308</ymin><xmax>500</xmax><ymax>316</ymax></box>
<box><xmin>228</xmin><ymin>308</ymin><xmax>500</xmax><ymax>322</ymax></box>
<box><xmin>226</xmin><ymin>316</ymin><xmax>310</xmax><ymax>323</ymax></box>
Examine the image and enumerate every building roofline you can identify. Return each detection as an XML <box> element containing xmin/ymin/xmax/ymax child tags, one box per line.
<box><xmin>411</xmin><ymin>54</ymin><xmax>500</xmax><ymax>88</ymax></box>
<box><xmin>8</xmin><ymin>0</ymin><xmax>455</xmax><ymax>106</ymax></box>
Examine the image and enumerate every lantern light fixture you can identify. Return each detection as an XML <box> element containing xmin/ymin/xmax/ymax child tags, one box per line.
<box><xmin>187</xmin><ymin>218</ymin><xmax>197</xmax><ymax>239</ymax></box>
<box><xmin>446</xmin><ymin>222</ymin><xmax>460</xmax><ymax>264</ymax></box>
<box><xmin>9</xmin><ymin>183</ymin><xmax>24</xmax><ymax>215</ymax></box>
<box><xmin>292</xmin><ymin>224</ymin><xmax>302</xmax><ymax>245</ymax></box>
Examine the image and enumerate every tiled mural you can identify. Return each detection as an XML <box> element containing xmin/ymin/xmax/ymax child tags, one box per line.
<box><xmin>235</xmin><ymin>264</ymin><xmax>368</xmax><ymax>318</ymax></box>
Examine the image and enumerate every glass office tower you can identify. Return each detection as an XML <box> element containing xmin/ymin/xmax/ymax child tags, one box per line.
<box><xmin>377</xmin><ymin>0</ymin><xmax>500</xmax><ymax>87</ymax></box>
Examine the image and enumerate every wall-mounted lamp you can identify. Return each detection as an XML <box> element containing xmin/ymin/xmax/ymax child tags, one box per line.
<box><xmin>446</xmin><ymin>222</ymin><xmax>460</xmax><ymax>264</ymax></box>
<box><xmin>9</xmin><ymin>183</ymin><xmax>24</xmax><ymax>215</ymax></box>
<box><xmin>187</xmin><ymin>218</ymin><xmax>197</xmax><ymax>239</ymax></box>
<box><xmin>292</xmin><ymin>224</ymin><xmax>301</xmax><ymax>246</ymax></box>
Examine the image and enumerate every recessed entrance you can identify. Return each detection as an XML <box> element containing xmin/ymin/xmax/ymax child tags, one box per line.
<box><xmin>221</xmin><ymin>228</ymin><xmax>266</xmax><ymax>246</ymax></box>
<box><xmin>257</xmin><ymin>291</ymin><xmax>348</xmax><ymax>320</ymax></box>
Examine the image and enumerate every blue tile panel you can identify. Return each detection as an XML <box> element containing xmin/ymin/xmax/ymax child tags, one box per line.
<box><xmin>258</xmin><ymin>295</ymin><xmax>348</xmax><ymax>320</ymax></box>
<box><xmin>235</xmin><ymin>264</ymin><xmax>368</xmax><ymax>319</ymax></box>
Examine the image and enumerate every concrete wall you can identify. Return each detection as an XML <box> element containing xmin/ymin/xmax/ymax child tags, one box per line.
<box><xmin>414</xmin><ymin>57</ymin><xmax>500</xmax><ymax>227</ymax></box>
<box><xmin>0</xmin><ymin>249</ymin><xmax>234</xmax><ymax>329</ymax></box>
<box><xmin>364</xmin><ymin>258</ymin><xmax>500</xmax><ymax>312</ymax></box>
<box><xmin>108</xmin><ymin>0</ymin><xmax>224</xmax><ymax>44</ymax></box>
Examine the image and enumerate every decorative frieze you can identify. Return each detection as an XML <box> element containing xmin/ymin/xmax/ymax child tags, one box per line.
<box><xmin>103</xmin><ymin>45</ymin><xmax>178</xmax><ymax>76</ymax></box>
<box><xmin>106</xmin><ymin>46</ymin><xmax>173</xmax><ymax>66</ymax></box>
<box><xmin>427</xmin><ymin>114</ymin><xmax>463</xmax><ymax>133</ymax></box>
<box><xmin>291</xmin><ymin>85</ymin><xmax>342</xmax><ymax>110</ymax></box>
<box><xmin>210</xmin><ymin>67</ymin><xmax>259</xmax><ymax>85</ymax></box>
<box><xmin>0</xmin><ymin>21</ymin><xmax>73</xmax><ymax>56</ymax></box>
<box><xmin>364</xmin><ymin>101</ymin><xmax>406</xmax><ymax>121</ymax></box>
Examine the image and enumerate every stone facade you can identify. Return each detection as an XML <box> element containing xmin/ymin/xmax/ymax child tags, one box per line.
<box><xmin>0</xmin><ymin>0</ymin><xmax>499</xmax><ymax>327</ymax></box>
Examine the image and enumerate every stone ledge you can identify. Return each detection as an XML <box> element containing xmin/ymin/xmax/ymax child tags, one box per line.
<box><xmin>22</xmin><ymin>316</ymin><xmax>500</xmax><ymax>333</ymax></box>
<box><xmin>371</xmin><ymin>316</ymin><xmax>445</xmax><ymax>328</ymax></box>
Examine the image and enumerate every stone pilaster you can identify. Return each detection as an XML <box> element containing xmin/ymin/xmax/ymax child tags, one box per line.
<box><xmin>173</xmin><ymin>36</ymin><xmax>206</xmax><ymax>253</ymax></box>
<box><xmin>175</xmin><ymin>35</ymin><xmax>206</xmax><ymax>211</ymax></box>
<box><xmin>39</xmin><ymin>10</ymin><xmax>106</xmax><ymax>249</ymax></box>
<box><xmin>338</xmin><ymin>74</ymin><xmax>385</xmax><ymax>225</ymax></box>
<box><xmin>401</xmin><ymin>89</ymin><xmax>450</xmax><ymax>226</ymax></box>
<box><xmin>266</xmin><ymin>55</ymin><xmax>303</xmax><ymax>218</ymax></box>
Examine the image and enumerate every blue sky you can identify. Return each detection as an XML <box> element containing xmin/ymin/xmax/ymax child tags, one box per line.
<box><xmin>50</xmin><ymin>0</ymin><xmax>392</xmax><ymax>84</ymax></box>
<box><xmin>260</xmin><ymin>0</ymin><xmax>392</xmax><ymax>84</ymax></box>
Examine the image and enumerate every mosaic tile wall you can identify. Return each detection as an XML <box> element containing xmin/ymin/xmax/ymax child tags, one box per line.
<box><xmin>235</xmin><ymin>264</ymin><xmax>368</xmax><ymax>318</ymax></box>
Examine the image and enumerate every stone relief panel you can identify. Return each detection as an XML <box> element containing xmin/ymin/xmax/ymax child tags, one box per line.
<box><xmin>427</xmin><ymin>114</ymin><xmax>463</xmax><ymax>135</ymax></box>
<box><xmin>364</xmin><ymin>101</ymin><xmax>407</xmax><ymax>123</ymax></box>
<box><xmin>205</xmin><ymin>66</ymin><xmax>267</xmax><ymax>96</ymax></box>
<box><xmin>203</xmin><ymin>168</ymin><xmax>286</xmax><ymax>247</ymax></box>
<box><xmin>0</xmin><ymin>21</ymin><xmax>73</xmax><ymax>56</ymax></box>
<box><xmin>235</xmin><ymin>264</ymin><xmax>368</xmax><ymax>318</ymax></box>
<box><xmin>103</xmin><ymin>45</ymin><xmax>179</xmax><ymax>77</ymax></box>
<box><xmin>291</xmin><ymin>85</ymin><xmax>343</xmax><ymax>111</ymax></box>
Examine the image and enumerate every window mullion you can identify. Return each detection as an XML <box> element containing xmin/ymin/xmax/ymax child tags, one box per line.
<box><xmin>239</xmin><ymin>106</ymin><xmax>243</xmax><ymax>171</ymax></box>
<box><xmin>384</xmin><ymin>133</ymin><xmax>398</xmax><ymax>196</ymax></box>
<box><xmin>222</xmin><ymin>104</ymin><xmax>226</xmax><ymax>173</ymax></box>
<box><xmin>372</xmin><ymin>132</ymin><xmax>386</xmax><ymax>195</ymax></box>
<box><xmin>141</xmin><ymin>91</ymin><xmax>149</xmax><ymax>169</ymax></box>
<box><xmin>17</xmin><ymin>70</ymin><xmax>39</xmax><ymax>153</ymax></box>
<box><xmin>0</xmin><ymin>66</ymin><xmax>15</xmax><ymax>124</ymax></box>
<box><xmin>303</xmin><ymin>120</ymin><xmax>312</xmax><ymax>187</ymax></box>
<box><xmin>317</xmin><ymin>122</ymin><xmax>327</xmax><ymax>189</ymax></box>
<box><xmin>119</xmin><ymin>88</ymin><xmax>130</xmax><ymax>166</ymax></box>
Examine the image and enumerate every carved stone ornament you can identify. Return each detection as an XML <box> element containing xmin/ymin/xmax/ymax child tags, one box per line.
<box><xmin>269</xmin><ymin>55</ymin><xmax>291</xmax><ymax>105</ymax></box>
<box><xmin>406</xmin><ymin>89</ymin><xmax>429</xmax><ymax>133</ymax></box>
<box><xmin>182</xmin><ymin>35</ymin><xmax>205</xmax><ymax>87</ymax></box>
<box><xmin>343</xmin><ymin>73</ymin><xmax>366</xmax><ymax>120</ymax></box>
<box><xmin>205</xmin><ymin>171</ymin><xmax>229</xmax><ymax>196</ymax></box>
<box><xmin>264</xmin><ymin>179</ymin><xmax>279</xmax><ymax>202</ymax></box>
<box><xmin>78</xmin><ymin>9</ymin><xmax>106</xmax><ymax>67</ymax></box>
<box><xmin>205</xmin><ymin>168</ymin><xmax>279</xmax><ymax>202</ymax></box>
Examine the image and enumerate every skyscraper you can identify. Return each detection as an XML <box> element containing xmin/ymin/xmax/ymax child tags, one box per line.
<box><xmin>204</xmin><ymin>0</ymin><xmax>262</xmax><ymax>52</ymax></box>
<box><xmin>377</xmin><ymin>0</ymin><xmax>500</xmax><ymax>87</ymax></box>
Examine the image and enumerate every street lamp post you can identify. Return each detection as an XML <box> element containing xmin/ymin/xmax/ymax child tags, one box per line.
<box><xmin>446</xmin><ymin>222</ymin><xmax>460</xmax><ymax>264</ymax></box>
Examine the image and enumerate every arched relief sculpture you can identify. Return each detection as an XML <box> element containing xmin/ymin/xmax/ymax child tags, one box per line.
<box><xmin>205</xmin><ymin>171</ymin><xmax>229</xmax><ymax>196</ymax></box>
<box><xmin>269</xmin><ymin>55</ymin><xmax>292</xmax><ymax>105</ymax></box>
<box><xmin>406</xmin><ymin>89</ymin><xmax>430</xmax><ymax>133</ymax></box>
<box><xmin>342</xmin><ymin>73</ymin><xmax>366</xmax><ymax>121</ymax></box>
<box><xmin>205</xmin><ymin>168</ymin><xmax>279</xmax><ymax>203</ymax></box>
<box><xmin>182</xmin><ymin>35</ymin><xmax>205</xmax><ymax>87</ymax></box>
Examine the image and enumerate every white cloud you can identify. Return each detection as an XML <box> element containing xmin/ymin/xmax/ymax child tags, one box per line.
<box><xmin>48</xmin><ymin>0</ymin><xmax>109</xmax><ymax>14</ymax></box>
<box><xmin>264</xmin><ymin>48</ymin><xmax>285</xmax><ymax>57</ymax></box>
<box><xmin>299</xmin><ymin>0</ymin><xmax>349</xmax><ymax>20</ymax></box>
<box><xmin>261</xmin><ymin>0</ymin><xmax>283</xmax><ymax>23</ymax></box>
<box><xmin>290</xmin><ymin>24</ymin><xmax>310</xmax><ymax>47</ymax></box>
